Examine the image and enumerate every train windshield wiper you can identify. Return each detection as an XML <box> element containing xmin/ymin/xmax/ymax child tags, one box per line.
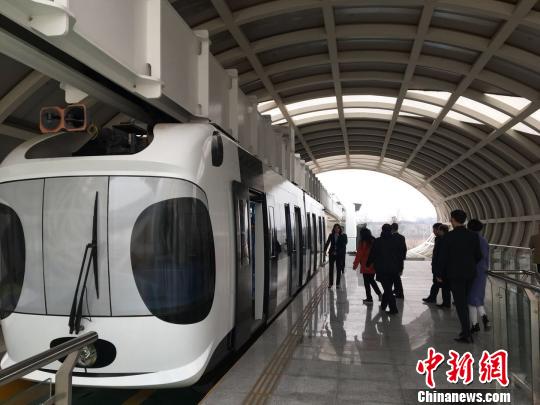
<box><xmin>68</xmin><ymin>192</ymin><xmax>99</xmax><ymax>334</ymax></box>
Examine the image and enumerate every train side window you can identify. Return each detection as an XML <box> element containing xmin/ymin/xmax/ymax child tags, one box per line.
<box><xmin>306</xmin><ymin>212</ymin><xmax>311</xmax><ymax>250</ymax></box>
<box><xmin>268</xmin><ymin>207</ymin><xmax>280</xmax><ymax>258</ymax></box>
<box><xmin>0</xmin><ymin>204</ymin><xmax>25</xmax><ymax>319</ymax></box>
<box><xmin>130</xmin><ymin>197</ymin><xmax>215</xmax><ymax>324</ymax></box>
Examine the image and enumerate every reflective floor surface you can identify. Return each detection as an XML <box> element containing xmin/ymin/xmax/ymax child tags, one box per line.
<box><xmin>202</xmin><ymin>257</ymin><xmax>504</xmax><ymax>405</ymax></box>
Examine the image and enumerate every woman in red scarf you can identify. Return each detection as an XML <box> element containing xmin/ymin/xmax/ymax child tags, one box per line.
<box><xmin>353</xmin><ymin>227</ymin><xmax>382</xmax><ymax>303</ymax></box>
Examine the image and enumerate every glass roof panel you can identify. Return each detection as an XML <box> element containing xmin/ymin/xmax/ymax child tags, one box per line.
<box><xmin>399</xmin><ymin>112</ymin><xmax>422</xmax><ymax>117</ymax></box>
<box><xmin>287</xmin><ymin>97</ymin><xmax>337</xmax><ymax>112</ymax></box>
<box><xmin>529</xmin><ymin>109</ymin><xmax>540</xmax><ymax>121</ymax></box>
<box><xmin>264</xmin><ymin>107</ymin><xmax>283</xmax><ymax>118</ymax></box>
<box><xmin>293</xmin><ymin>109</ymin><xmax>339</xmax><ymax>121</ymax></box>
<box><xmin>446</xmin><ymin>110</ymin><xmax>483</xmax><ymax>124</ymax></box>
<box><xmin>456</xmin><ymin>97</ymin><xmax>510</xmax><ymax>124</ymax></box>
<box><xmin>406</xmin><ymin>90</ymin><xmax>452</xmax><ymax>101</ymax></box>
<box><xmin>402</xmin><ymin>99</ymin><xmax>442</xmax><ymax>114</ymax></box>
<box><xmin>342</xmin><ymin>95</ymin><xmax>397</xmax><ymax>104</ymax></box>
<box><xmin>257</xmin><ymin>100</ymin><xmax>275</xmax><ymax>112</ymax></box>
<box><xmin>485</xmin><ymin>94</ymin><xmax>531</xmax><ymax>110</ymax></box>
<box><xmin>343</xmin><ymin>107</ymin><xmax>394</xmax><ymax>115</ymax></box>
<box><xmin>512</xmin><ymin>123</ymin><xmax>540</xmax><ymax>136</ymax></box>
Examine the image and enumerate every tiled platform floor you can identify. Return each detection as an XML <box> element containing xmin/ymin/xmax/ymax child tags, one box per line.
<box><xmin>202</xmin><ymin>257</ymin><xmax>504</xmax><ymax>405</ymax></box>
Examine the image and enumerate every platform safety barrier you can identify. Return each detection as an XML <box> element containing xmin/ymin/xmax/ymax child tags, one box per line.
<box><xmin>0</xmin><ymin>331</ymin><xmax>98</xmax><ymax>405</ymax></box>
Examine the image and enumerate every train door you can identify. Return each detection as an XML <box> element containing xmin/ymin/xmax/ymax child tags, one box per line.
<box><xmin>306</xmin><ymin>211</ymin><xmax>312</xmax><ymax>280</ymax></box>
<box><xmin>267</xmin><ymin>206</ymin><xmax>279</xmax><ymax>317</ymax></box>
<box><xmin>319</xmin><ymin>216</ymin><xmax>324</xmax><ymax>265</ymax></box>
<box><xmin>294</xmin><ymin>206</ymin><xmax>304</xmax><ymax>288</ymax></box>
<box><xmin>312</xmin><ymin>213</ymin><xmax>318</xmax><ymax>273</ymax></box>
<box><xmin>232</xmin><ymin>182</ymin><xmax>267</xmax><ymax>349</ymax></box>
<box><xmin>249</xmin><ymin>191</ymin><xmax>265</xmax><ymax>321</ymax></box>
<box><xmin>284</xmin><ymin>204</ymin><xmax>297</xmax><ymax>296</ymax></box>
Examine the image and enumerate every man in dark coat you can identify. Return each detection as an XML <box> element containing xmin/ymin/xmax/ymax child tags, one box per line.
<box><xmin>423</xmin><ymin>223</ymin><xmax>451</xmax><ymax>308</ymax></box>
<box><xmin>367</xmin><ymin>224</ymin><xmax>402</xmax><ymax>314</ymax></box>
<box><xmin>324</xmin><ymin>224</ymin><xmax>348</xmax><ymax>288</ymax></box>
<box><xmin>439</xmin><ymin>210</ymin><xmax>482</xmax><ymax>343</ymax></box>
<box><xmin>391</xmin><ymin>223</ymin><xmax>407</xmax><ymax>298</ymax></box>
<box><xmin>423</xmin><ymin>223</ymin><xmax>443</xmax><ymax>303</ymax></box>
<box><xmin>434</xmin><ymin>225</ymin><xmax>451</xmax><ymax>309</ymax></box>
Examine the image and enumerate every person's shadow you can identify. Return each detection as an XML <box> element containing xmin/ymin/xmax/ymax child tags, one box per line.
<box><xmin>326</xmin><ymin>287</ymin><xmax>349</xmax><ymax>356</ymax></box>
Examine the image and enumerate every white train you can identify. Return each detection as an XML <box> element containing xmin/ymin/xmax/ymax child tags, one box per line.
<box><xmin>0</xmin><ymin>123</ymin><xmax>330</xmax><ymax>388</ymax></box>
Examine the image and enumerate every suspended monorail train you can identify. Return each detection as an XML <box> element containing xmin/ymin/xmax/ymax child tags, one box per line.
<box><xmin>0</xmin><ymin>123</ymin><xmax>331</xmax><ymax>388</ymax></box>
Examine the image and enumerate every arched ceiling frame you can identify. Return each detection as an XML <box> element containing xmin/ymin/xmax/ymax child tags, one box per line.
<box><xmin>170</xmin><ymin>0</ymin><xmax>540</xmax><ymax>245</ymax></box>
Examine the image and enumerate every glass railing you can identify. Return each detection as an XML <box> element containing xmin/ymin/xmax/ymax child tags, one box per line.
<box><xmin>488</xmin><ymin>264</ymin><xmax>540</xmax><ymax>405</ymax></box>
<box><xmin>489</xmin><ymin>244</ymin><xmax>534</xmax><ymax>272</ymax></box>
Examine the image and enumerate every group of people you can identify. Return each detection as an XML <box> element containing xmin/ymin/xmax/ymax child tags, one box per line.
<box><xmin>324</xmin><ymin>209</ymin><xmax>492</xmax><ymax>344</ymax></box>
<box><xmin>423</xmin><ymin>210</ymin><xmax>490</xmax><ymax>343</ymax></box>
<box><xmin>325</xmin><ymin>222</ymin><xmax>407</xmax><ymax>315</ymax></box>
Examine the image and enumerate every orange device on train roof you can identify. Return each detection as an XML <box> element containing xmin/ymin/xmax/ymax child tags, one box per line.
<box><xmin>39</xmin><ymin>104</ymin><xmax>88</xmax><ymax>134</ymax></box>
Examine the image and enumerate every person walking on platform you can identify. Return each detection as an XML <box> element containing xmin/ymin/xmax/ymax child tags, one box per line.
<box><xmin>353</xmin><ymin>228</ymin><xmax>382</xmax><ymax>304</ymax></box>
<box><xmin>529</xmin><ymin>224</ymin><xmax>540</xmax><ymax>273</ymax></box>
<box><xmin>423</xmin><ymin>222</ymin><xmax>442</xmax><ymax>304</ymax></box>
<box><xmin>434</xmin><ymin>225</ymin><xmax>451</xmax><ymax>309</ymax></box>
<box><xmin>325</xmin><ymin>224</ymin><xmax>348</xmax><ymax>289</ymax></box>
<box><xmin>467</xmin><ymin>219</ymin><xmax>491</xmax><ymax>333</ymax></box>
<box><xmin>367</xmin><ymin>224</ymin><xmax>402</xmax><ymax>315</ymax></box>
<box><xmin>391</xmin><ymin>223</ymin><xmax>407</xmax><ymax>299</ymax></box>
<box><xmin>423</xmin><ymin>224</ymin><xmax>451</xmax><ymax>308</ymax></box>
<box><xmin>440</xmin><ymin>210</ymin><xmax>482</xmax><ymax>343</ymax></box>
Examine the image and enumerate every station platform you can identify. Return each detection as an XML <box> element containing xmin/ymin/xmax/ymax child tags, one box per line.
<box><xmin>201</xmin><ymin>257</ymin><xmax>496</xmax><ymax>405</ymax></box>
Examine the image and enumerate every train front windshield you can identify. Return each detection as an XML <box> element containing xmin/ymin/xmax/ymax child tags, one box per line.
<box><xmin>0</xmin><ymin>176</ymin><xmax>216</xmax><ymax>326</ymax></box>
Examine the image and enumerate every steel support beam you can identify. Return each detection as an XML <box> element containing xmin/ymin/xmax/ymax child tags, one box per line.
<box><xmin>379</xmin><ymin>1</ymin><xmax>434</xmax><ymax>167</ymax></box>
<box><xmin>399</xmin><ymin>0</ymin><xmax>537</xmax><ymax>175</ymax></box>
<box><xmin>322</xmin><ymin>2</ymin><xmax>349</xmax><ymax>164</ymax></box>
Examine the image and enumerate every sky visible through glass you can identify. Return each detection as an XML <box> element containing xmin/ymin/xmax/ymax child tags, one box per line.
<box><xmin>318</xmin><ymin>169</ymin><xmax>437</xmax><ymax>222</ymax></box>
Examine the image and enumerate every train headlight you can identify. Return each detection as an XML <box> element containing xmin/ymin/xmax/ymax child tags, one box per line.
<box><xmin>77</xmin><ymin>344</ymin><xmax>97</xmax><ymax>368</ymax></box>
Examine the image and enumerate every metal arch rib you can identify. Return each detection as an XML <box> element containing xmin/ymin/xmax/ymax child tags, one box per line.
<box><xmin>398</xmin><ymin>0</ymin><xmax>538</xmax><ymax>175</ymax></box>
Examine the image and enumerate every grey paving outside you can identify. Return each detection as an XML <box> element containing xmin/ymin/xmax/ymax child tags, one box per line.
<box><xmin>202</xmin><ymin>257</ymin><xmax>527</xmax><ymax>404</ymax></box>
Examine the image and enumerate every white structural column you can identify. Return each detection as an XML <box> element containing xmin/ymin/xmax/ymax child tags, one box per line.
<box><xmin>399</xmin><ymin>0</ymin><xmax>537</xmax><ymax>175</ymax></box>
<box><xmin>210</xmin><ymin>0</ymin><xmax>319</xmax><ymax>168</ymax></box>
<box><xmin>322</xmin><ymin>1</ymin><xmax>349</xmax><ymax>164</ymax></box>
<box><xmin>378</xmin><ymin>1</ymin><xmax>434</xmax><ymax>168</ymax></box>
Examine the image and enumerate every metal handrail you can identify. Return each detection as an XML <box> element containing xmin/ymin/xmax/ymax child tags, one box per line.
<box><xmin>488</xmin><ymin>271</ymin><xmax>540</xmax><ymax>293</ymax></box>
<box><xmin>490</xmin><ymin>243</ymin><xmax>532</xmax><ymax>250</ymax></box>
<box><xmin>0</xmin><ymin>331</ymin><xmax>98</xmax><ymax>405</ymax></box>
<box><xmin>489</xmin><ymin>269</ymin><xmax>538</xmax><ymax>276</ymax></box>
